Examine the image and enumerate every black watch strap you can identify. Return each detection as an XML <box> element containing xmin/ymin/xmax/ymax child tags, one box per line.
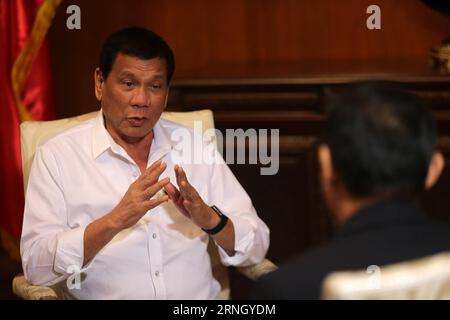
<box><xmin>202</xmin><ymin>205</ymin><xmax>228</xmax><ymax>235</ymax></box>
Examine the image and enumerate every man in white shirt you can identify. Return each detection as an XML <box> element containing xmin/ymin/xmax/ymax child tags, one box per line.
<box><xmin>20</xmin><ymin>27</ymin><xmax>269</xmax><ymax>299</ymax></box>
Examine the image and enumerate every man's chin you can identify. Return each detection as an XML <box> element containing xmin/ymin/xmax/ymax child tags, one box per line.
<box><xmin>121</xmin><ymin>128</ymin><xmax>153</xmax><ymax>142</ymax></box>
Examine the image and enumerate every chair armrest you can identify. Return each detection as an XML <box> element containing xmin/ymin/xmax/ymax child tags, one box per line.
<box><xmin>237</xmin><ymin>259</ymin><xmax>278</xmax><ymax>281</ymax></box>
<box><xmin>12</xmin><ymin>275</ymin><xmax>59</xmax><ymax>300</ymax></box>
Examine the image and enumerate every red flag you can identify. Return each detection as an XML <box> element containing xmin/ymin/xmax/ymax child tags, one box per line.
<box><xmin>0</xmin><ymin>0</ymin><xmax>60</xmax><ymax>259</ymax></box>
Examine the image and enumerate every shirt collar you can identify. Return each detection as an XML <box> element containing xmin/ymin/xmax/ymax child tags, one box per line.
<box><xmin>91</xmin><ymin>109</ymin><xmax>175</xmax><ymax>164</ymax></box>
<box><xmin>148</xmin><ymin>117</ymin><xmax>174</xmax><ymax>164</ymax></box>
<box><xmin>92</xmin><ymin>109</ymin><xmax>111</xmax><ymax>159</ymax></box>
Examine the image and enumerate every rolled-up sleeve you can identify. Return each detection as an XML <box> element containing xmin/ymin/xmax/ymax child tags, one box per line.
<box><xmin>21</xmin><ymin>145</ymin><xmax>87</xmax><ymax>286</ymax></box>
<box><xmin>206</xmin><ymin>146</ymin><xmax>270</xmax><ymax>267</ymax></box>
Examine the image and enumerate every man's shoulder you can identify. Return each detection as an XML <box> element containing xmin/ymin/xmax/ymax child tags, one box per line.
<box><xmin>158</xmin><ymin>117</ymin><xmax>196</xmax><ymax>135</ymax></box>
<box><xmin>416</xmin><ymin>219</ymin><xmax>450</xmax><ymax>249</ymax></box>
<box><xmin>38</xmin><ymin>116</ymin><xmax>96</xmax><ymax>152</ymax></box>
<box><xmin>254</xmin><ymin>244</ymin><xmax>337</xmax><ymax>299</ymax></box>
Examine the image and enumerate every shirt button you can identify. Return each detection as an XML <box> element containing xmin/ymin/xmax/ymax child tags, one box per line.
<box><xmin>155</xmin><ymin>271</ymin><xmax>160</xmax><ymax>277</ymax></box>
<box><xmin>152</xmin><ymin>233</ymin><xmax>157</xmax><ymax>239</ymax></box>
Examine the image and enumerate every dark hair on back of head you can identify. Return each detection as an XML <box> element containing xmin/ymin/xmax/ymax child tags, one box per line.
<box><xmin>99</xmin><ymin>27</ymin><xmax>175</xmax><ymax>83</ymax></box>
<box><xmin>325</xmin><ymin>81</ymin><xmax>437</xmax><ymax>198</ymax></box>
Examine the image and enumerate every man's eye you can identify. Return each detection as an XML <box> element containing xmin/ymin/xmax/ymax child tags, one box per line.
<box><xmin>151</xmin><ymin>84</ymin><xmax>162</xmax><ymax>90</ymax></box>
<box><xmin>123</xmin><ymin>81</ymin><xmax>134</xmax><ymax>88</ymax></box>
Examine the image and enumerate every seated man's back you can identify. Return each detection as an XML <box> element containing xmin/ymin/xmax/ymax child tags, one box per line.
<box><xmin>255</xmin><ymin>199</ymin><xmax>450</xmax><ymax>299</ymax></box>
<box><xmin>253</xmin><ymin>81</ymin><xmax>450</xmax><ymax>299</ymax></box>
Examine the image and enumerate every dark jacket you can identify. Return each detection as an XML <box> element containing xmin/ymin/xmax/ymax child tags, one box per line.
<box><xmin>252</xmin><ymin>200</ymin><xmax>450</xmax><ymax>299</ymax></box>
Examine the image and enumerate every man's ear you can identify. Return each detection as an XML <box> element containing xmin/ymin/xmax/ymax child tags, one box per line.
<box><xmin>94</xmin><ymin>68</ymin><xmax>104</xmax><ymax>101</ymax></box>
<box><xmin>163</xmin><ymin>91</ymin><xmax>169</xmax><ymax>110</ymax></box>
<box><xmin>425</xmin><ymin>151</ymin><xmax>445</xmax><ymax>190</ymax></box>
<box><xmin>163</xmin><ymin>85</ymin><xmax>170</xmax><ymax>110</ymax></box>
<box><xmin>318</xmin><ymin>144</ymin><xmax>334</xmax><ymax>184</ymax></box>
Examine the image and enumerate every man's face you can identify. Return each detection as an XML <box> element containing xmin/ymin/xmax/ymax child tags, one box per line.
<box><xmin>94</xmin><ymin>53</ymin><xmax>169</xmax><ymax>143</ymax></box>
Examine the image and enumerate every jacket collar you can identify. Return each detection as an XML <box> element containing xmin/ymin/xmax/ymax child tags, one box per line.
<box><xmin>336</xmin><ymin>199</ymin><xmax>428</xmax><ymax>239</ymax></box>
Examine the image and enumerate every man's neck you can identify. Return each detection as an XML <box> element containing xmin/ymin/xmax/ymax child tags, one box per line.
<box><xmin>334</xmin><ymin>196</ymin><xmax>380</xmax><ymax>225</ymax></box>
<box><xmin>106</xmin><ymin>126</ymin><xmax>154</xmax><ymax>173</ymax></box>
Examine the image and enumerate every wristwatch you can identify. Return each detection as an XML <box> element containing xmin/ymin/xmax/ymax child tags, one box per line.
<box><xmin>201</xmin><ymin>205</ymin><xmax>229</xmax><ymax>235</ymax></box>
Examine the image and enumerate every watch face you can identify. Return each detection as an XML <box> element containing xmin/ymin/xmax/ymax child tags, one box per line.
<box><xmin>211</xmin><ymin>205</ymin><xmax>224</xmax><ymax>216</ymax></box>
<box><xmin>203</xmin><ymin>206</ymin><xmax>228</xmax><ymax>235</ymax></box>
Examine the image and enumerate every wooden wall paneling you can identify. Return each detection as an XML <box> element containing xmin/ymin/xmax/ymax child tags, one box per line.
<box><xmin>49</xmin><ymin>0</ymin><xmax>450</xmax><ymax>118</ymax></box>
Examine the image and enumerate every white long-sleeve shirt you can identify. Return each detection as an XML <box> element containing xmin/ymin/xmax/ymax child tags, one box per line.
<box><xmin>20</xmin><ymin>110</ymin><xmax>270</xmax><ymax>299</ymax></box>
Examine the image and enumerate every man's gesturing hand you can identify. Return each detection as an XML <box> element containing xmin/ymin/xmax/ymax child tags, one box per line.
<box><xmin>164</xmin><ymin>165</ymin><xmax>220</xmax><ymax>230</ymax></box>
<box><xmin>110</xmin><ymin>160</ymin><xmax>170</xmax><ymax>230</ymax></box>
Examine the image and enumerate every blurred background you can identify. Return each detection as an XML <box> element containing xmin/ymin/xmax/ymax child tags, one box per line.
<box><xmin>49</xmin><ymin>0</ymin><xmax>450</xmax><ymax>117</ymax></box>
<box><xmin>2</xmin><ymin>0</ymin><xmax>450</xmax><ymax>299</ymax></box>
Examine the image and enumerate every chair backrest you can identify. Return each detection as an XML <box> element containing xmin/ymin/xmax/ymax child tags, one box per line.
<box><xmin>321</xmin><ymin>251</ymin><xmax>450</xmax><ymax>300</ymax></box>
<box><xmin>20</xmin><ymin>109</ymin><xmax>230</xmax><ymax>299</ymax></box>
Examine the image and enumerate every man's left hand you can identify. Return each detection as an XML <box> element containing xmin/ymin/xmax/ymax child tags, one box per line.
<box><xmin>164</xmin><ymin>165</ymin><xmax>220</xmax><ymax>230</ymax></box>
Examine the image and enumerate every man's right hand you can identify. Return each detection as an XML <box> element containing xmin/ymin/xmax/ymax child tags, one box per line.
<box><xmin>109</xmin><ymin>159</ymin><xmax>170</xmax><ymax>230</ymax></box>
<box><xmin>84</xmin><ymin>159</ymin><xmax>169</xmax><ymax>265</ymax></box>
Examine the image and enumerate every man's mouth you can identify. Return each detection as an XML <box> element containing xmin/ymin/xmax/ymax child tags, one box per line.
<box><xmin>127</xmin><ymin>117</ymin><xmax>147</xmax><ymax>127</ymax></box>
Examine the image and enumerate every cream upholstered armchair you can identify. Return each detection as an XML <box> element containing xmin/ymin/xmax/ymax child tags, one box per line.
<box><xmin>321</xmin><ymin>251</ymin><xmax>450</xmax><ymax>300</ymax></box>
<box><xmin>13</xmin><ymin>109</ymin><xmax>277</xmax><ymax>300</ymax></box>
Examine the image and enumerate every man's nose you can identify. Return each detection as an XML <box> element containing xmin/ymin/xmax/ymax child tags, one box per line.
<box><xmin>130</xmin><ymin>86</ymin><xmax>149</xmax><ymax>107</ymax></box>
